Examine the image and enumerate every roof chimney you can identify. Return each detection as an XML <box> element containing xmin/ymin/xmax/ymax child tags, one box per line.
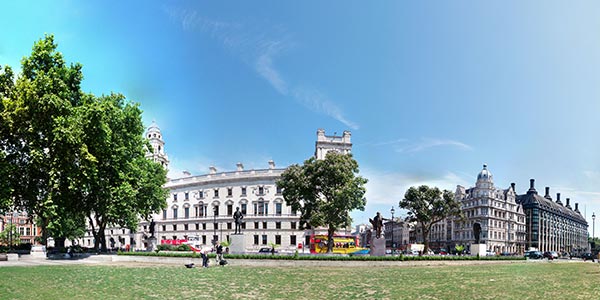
<box><xmin>268</xmin><ymin>160</ymin><xmax>275</xmax><ymax>169</ymax></box>
<box><xmin>544</xmin><ymin>187</ymin><xmax>551</xmax><ymax>199</ymax></box>
<box><xmin>527</xmin><ymin>179</ymin><xmax>537</xmax><ymax>194</ymax></box>
<box><xmin>209</xmin><ymin>166</ymin><xmax>217</xmax><ymax>174</ymax></box>
<box><xmin>556</xmin><ymin>193</ymin><xmax>563</xmax><ymax>206</ymax></box>
<box><xmin>575</xmin><ymin>202</ymin><xmax>580</xmax><ymax>212</ymax></box>
<box><xmin>511</xmin><ymin>183</ymin><xmax>515</xmax><ymax>191</ymax></box>
<box><xmin>236</xmin><ymin>162</ymin><xmax>244</xmax><ymax>172</ymax></box>
<box><xmin>566</xmin><ymin>198</ymin><xmax>572</xmax><ymax>209</ymax></box>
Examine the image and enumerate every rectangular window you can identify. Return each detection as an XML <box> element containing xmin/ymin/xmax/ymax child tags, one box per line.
<box><xmin>163</xmin><ymin>210</ymin><xmax>167</xmax><ymax>220</ymax></box>
<box><xmin>258</xmin><ymin>186</ymin><xmax>264</xmax><ymax>195</ymax></box>
<box><xmin>195</xmin><ymin>223</ymin><xmax>199</xmax><ymax>230</ymax></box>
<box><xmin>184</xmin><ymin>224</ymin><xmax>188</xmax><ymax>231</ymax></box>
<box><xmin>214</xmin><ymin>206</ymin><xmax>219</xmax><ymax>216</ymax></box>
<box><xmin>162</xmin><ymin>236</ymin><xmax>166</xmax><ymax>241</ymax></box>
<box><xmin>263</xmin><ymin>222</ymin><xmax>268</xmax><ymax>229</ymax></box>
<box><xmin>202</xmin><ymin>223</ymin><xmax>206</xmax><ymax>230</ymax></box>
<box><xmin>172</xmin><ymin>235</ymin><xmax>177</xmax><ymax>240</ymax></box>
<box><xmin>290</xmin><ymin>235</ymin><xmax>296</xmax><ymax>246</ymax></box>
<box><xmin>173</xmin><ymin>208</ymin><xmax>178</xmax><ymax>219</ymax></box>
<box><xmin>173</xmin><ymin>224</ymin><xmax>177</xmax><ymax>231</ymax></box>
<box><xmin>275</xmin><ymin>203</ymin><xmax>282</xmax><ymax>215</ymax></box>
<box><xmin>276</xmin><ymin>186</ymin><xmax>282</xmax><ymax>194</ymax></box>
<box><xmin>227</xmin><ymin>188</ymin><xmax>233</xmax><ymax>197</ymax></box>
<box><xmin>214</xmin><ymin>189</ymin><xmax>219</xmax><ymax>198</ymax></box>
<box><xmin>199</xmin><ymin>191</ymin><xmax>204</xmax><ymax>199</ymax></box>
<box><xmin>195</xmin><ymin>207</ymin><xmax>199</xmax><ymax>217</ymax></box>
<box><xmin>254</xmin><ymin>222</ymin><xmax>259</xmax><ymax>229</ymax></box>
<box><xmin>262</xmin><ymin>235</ymin><xmax>267</xmax><ymax>245</ymax></box>
<box><xmin>173</xmin><ymin>194</ymin><xmax>178</xmax><ymax>201</ymax></box>
<box><xmin>162</xmin><ymin>225</ymin><xmax>166</xmax><ymax>231</ymax></box>
<box><xmin>275</xmin><ymin>222</ymin><xmax>281</xmax><ymax>229</ymax></box>
<box><xmin>184</xmin><ymin>207</ymin><xmax>190</xmax><ymax>219</ymax></box>
<box><xmin>242</xmin><ymin>223</ymin><xmax>246</xmax><ymax>229</ymax></box>
<box><xmin>241</xmin><ymin>187</ymin><xmax>247</xmax><ymax>196</ymax></box>
<box><xmin>185</xmin><ymin>192</ymin><xmax>189</xmax><ymax>200</ymax></box>
<box><xmin>254</xmin><ymin>235</ymin><xmax>259</xmax><ymax>245</ymax></box>
<box><xmin>275</xmin><ymin>235</ymin><xmax>281</xmax><ymax>245</ymax></box>
<box><xmin>202</xmin><ymin>235</ymin><xmax>206</xmax><ymax>244</ymax></box>
<box><xmin>227</xmin><ymin>204</ymin><xmax>233</xmax><ymax>216</ymax></box>
<box><xmin>291</xmin><ymin>222</ymin><xmax>297</xmax><ymax>230</ymax></box>
<box><xmin>241</xmin><ymin>203</ymin><xmax>247</xmax><ymax>215</ymax></box>
<box><xmin>227</xmin><ymin>222</ymin><xmax>232</xmax><ymax>230</ymax></box>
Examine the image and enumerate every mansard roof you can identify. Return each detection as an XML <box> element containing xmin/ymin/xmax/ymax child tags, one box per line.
<box><xmin>517</xmin><ymin>191</ymin><xmax>587</xmax><ymax>224</ymax></box>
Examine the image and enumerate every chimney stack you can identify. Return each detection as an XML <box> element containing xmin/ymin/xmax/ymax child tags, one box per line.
<box><xmin>527</xmin><ymin>179</ymin><xmax>537</xmax><ymax>194</ymax></box>
<box><xmin>566</xmin><ymin>198</ymin><xmax>572</xmax><ymax>209</ymax></box>
<box><xmin>556</xmin><ymin>193</ymin><xmax>563</xmax><ymax>205</ymax></box>
<box><xmin>268</xmin><ymin>160</ymin><xmax>275</xmax><ymax>169</ymax></box>
<box><xmin>236</xmin><ymin>162</ymin><xmax>244</xmax><ymax>172</ymax></box>
<box><xmin>544</xmin><ymin>187</ymin><xmax>550</xmax><ymax>199</ymax></box>
<box><xmin>511</xmin><ymin>183</ymin><xmax>516</xmax><ymax>191</ymax></box>
<box><xmin>575</xmin><ymin>203</ymin><xmax>580</xmax><ymax>212</ymax></box>
<box><xmin>209</xmin><ymin>166</ymin><xmax>217</xmax><ymax>174</ymax></box>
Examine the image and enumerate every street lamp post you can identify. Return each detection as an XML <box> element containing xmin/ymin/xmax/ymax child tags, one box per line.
<box><xmin>592</xmin><ymin>212</ymin><xmax>596</xmax><ymax>239</ymax></box>
<box><xmin>390</xmin><ymin>206</ymin><xmax>395</xmax><ymax>253</ymax></box>
<box><xmin>213</xmin><ymin>206</ymin><xmax>218</xmax><ymax>245</ymax></box>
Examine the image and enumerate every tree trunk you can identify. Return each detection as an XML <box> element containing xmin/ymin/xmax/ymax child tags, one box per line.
<box><xmin>327</xmin><ymin>226</ymin><xmax>336</xmax><ymax>253</ymax></box>
<box><xmin>422</xmin><ymin>223</ymin><xmax>430</xmax><ymax>254</ymax></box>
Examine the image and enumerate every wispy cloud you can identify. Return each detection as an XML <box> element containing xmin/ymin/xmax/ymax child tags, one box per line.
<box><xmin>395</xmin><ymin>138</ymin><xmax>473</xmax><ymax>153</ymax></box>
<box><xmin>163</xmin><ymin>6</ymin><xmax>358</xmax><ymax>129</ymax></box>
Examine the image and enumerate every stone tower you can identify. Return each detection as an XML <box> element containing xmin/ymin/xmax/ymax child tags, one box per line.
<box><xmin>314</xmin><ymin>129</ymin><xmax>352</xmax><ymax>160</ymax></box>
<box><xmin>145</xmin><ymin>121</ymin><xmax>169</xmax><ymax>170</ymax></box>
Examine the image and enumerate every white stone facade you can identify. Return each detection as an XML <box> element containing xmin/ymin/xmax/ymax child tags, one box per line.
<box><xmin>454</xmin><ymin>164</ymin><xmax>527</xmax><ymax>254</ymax></box>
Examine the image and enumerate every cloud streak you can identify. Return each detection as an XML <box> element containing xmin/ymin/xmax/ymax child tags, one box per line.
<box><xmin>163</xmin><ymin>6</ymin><xmax>358</xmax><ymax>129</ymax></box>
<box><xmin>395</xmin><ymin>138</ymin><xmax>473</xmax><ymax>153</ymax></box>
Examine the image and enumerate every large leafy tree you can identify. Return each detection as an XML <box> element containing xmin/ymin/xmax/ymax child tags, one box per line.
<box><xmin>1</xmin><ymin>35</ymin><xmax>84</xmax><ymax>245</ymax></box>
<box><xmin>277</xmin><ymin>152</ymin><xmax>367</xmax><ymax>253</ymax></box>
<box><xmin>76</xmin><ymin>93</ymin><xmax>168</xmax><ymax>252</ymax></box>
<box><xmin>1</xmin><ymin>35</ymin><xmax>168</xmax><ymax>250</ymax></box>
<box><xmin>399</xmin><ymin>185</ymin><xmax>462</xmax><ymax>253</ymax></box>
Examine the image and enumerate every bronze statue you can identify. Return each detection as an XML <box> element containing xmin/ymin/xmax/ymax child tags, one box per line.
<box><xmin>369</xmin><ymin>212</ymin><xmax>388</xmax><ymax>239</ymax></box>
<box><xmin>149</xmin><ymin>220</ymin><xmax>156</xmax><ymax>238</ymax></box>
<box><xmin>473</xmin><ymin>222</ymin><xmax>481</xmax><ymax>244</ymax></box>
<box><xmin>233</xmin><ymin>207</ymin><xmax>244</xmax><ymax>234</ymax></box>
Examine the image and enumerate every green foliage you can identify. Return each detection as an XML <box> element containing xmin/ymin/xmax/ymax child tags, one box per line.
<box><xmin>0</xmin><ymin>223</ymin><xmax>20</xmax><ymax>246</ymax></box>
<box><xmin>0</xmin><ymin>35</ymin><xmax>168</xmax><ymax>250</ymax></box>
<box><xmin>277</xmin><ymin>152</ymin><xmax>367</xmax><ymax>252</ymax></box>
<box><xmin>399</xmin><ymin>185</ymin><xmax>463</xmax><ymax>253</ymax></box>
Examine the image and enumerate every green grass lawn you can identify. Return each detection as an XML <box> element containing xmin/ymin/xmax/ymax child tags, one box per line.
<box><xmin>0</xmin><ymin>262</ymin><xmax>598</xmax><ymax>299</ymax></box>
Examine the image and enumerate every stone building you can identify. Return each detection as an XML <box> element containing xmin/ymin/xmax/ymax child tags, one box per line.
<box><xmin>454</xmin><ymin>164</ymin><xmax>527</xmax><ymax>254</ymax></box>
<box><xmin>75</xmin><ymin>127</ymin><xmax>352</xmax><ymax>252</ymax></box>
<box><xmin>517</xmin><ymin>179</ymin><xmax>588</xmax><ymax>254</ymax></box>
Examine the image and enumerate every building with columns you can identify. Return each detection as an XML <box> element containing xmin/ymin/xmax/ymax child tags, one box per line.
<box><xmin>454</xmin><ymin>164</ymin><xmax>527</xmax><ymax>254</ymax></box>
<box><xmin>517</xmin><ymin>179</ymin><xmax>588</xmax><ymax>254</ymax></box>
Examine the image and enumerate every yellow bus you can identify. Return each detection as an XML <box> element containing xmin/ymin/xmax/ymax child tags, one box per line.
<box><xmin>309</xmin><ymin>234</ymin><xmax>364</xmax><ymax>254</ymax></box>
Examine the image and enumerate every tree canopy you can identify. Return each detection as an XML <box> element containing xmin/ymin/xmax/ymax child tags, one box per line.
<box><xmin>399</xmin><ymin>185</ymin><xmax>462</xmax><ymax>253</ymax></box>
<box><xmin>0</xmin><ymin>34</ymin><xmax>168</xmax><ymax>250</ymax></box>
<box><xmin>277</xmin><ymin>152</ymin><xmax>367</xmax><ymax>253</ymax></box>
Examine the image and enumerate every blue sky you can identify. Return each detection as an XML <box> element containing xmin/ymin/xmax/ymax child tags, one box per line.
<box><xmin>2</xmin><ymin>1</ymin><xmax>600</xmax><ymax>231</ymax></box>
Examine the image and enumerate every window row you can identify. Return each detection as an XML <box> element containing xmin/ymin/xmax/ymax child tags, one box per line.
<box><xmin>172</xmin><ymin>186</ymin><xmax>284</xmax><ymax>201</ymax></box>
<box><xmin>162</xmin><ymin>202</ymin><xmax>294</xmax><ymax>219</ymax></box>
<box><xmin>158</xmin><ymin>221</ymin><xmax>298</xmax><ymax>232</ymax></box>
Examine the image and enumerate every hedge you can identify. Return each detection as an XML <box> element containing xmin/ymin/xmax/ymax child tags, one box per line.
<box><xmin>117</xmin><ymin>251</ymin><xmax>525</xmax><ymax>261</ymax></box>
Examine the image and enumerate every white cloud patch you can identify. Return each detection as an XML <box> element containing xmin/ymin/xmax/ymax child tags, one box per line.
<box><xmin>395</xmin><ymin>138</ymin><xmax>473</xmax><ymax>153</ymax></box>
<box><xmin>163</xmin><ymin>6</ymin><xmax>358</xmax><ymax>129</ymax></box>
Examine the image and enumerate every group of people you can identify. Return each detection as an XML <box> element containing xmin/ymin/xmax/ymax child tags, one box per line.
<box><xmin>198</xmin><ymin>241</ymin><xmax>224</xmax><ymax>268</ymax></box>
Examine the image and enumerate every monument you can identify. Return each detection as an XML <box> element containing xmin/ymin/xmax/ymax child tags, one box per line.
<box><xmin>229</xmin><ymin>207</ymin><xmax>246</xmax><ymax>254</ymax></box>
<box><xmin>147</xmin><ymin>220</ymin><xmax>158</xmax><ymax>252</ymax></box>
<box><xmin>369</xmin><ymin>212</ymin><xmax>388</xmax><ymax>256</ymax></box>
<box><xmin>470</xmin><ymin>222</ymin><xmax>486</xmax><ymax>256</ymax></box>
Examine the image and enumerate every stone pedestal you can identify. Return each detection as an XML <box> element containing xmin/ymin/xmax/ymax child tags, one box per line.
<box><xmin>229</xmin><ymin>234</ymin><xmax>246</xmax><ymax>254</ymax></box>
<box><xmin>471</xmin><ymin>244</ymin><xmax>487</xmax><ymax>257</ymax></box>
<box><xmin>148</xmin><ymin>237</ymin><xmax>158</xmax><ymax>252</ymax></box>
<box><xmin>370</xmin><ymin>237</ymin><xmax>386</xmax><ymax>256</ymax></box>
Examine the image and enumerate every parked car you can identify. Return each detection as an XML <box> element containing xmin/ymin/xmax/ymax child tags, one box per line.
<box><xmin>525</xmin><ymin>250</ymin><xmax>543</xmax><ymax>259</ymax></box>
<box><xmin>485</xmin><ymin>250</ymin><xmax>495</xmax><ymax>256</ymax></box>
<box><xmin>550</xmin><ymin>251</ymin><xmax>559</xmax><ymax>259</ymax></box>
<box><xmin>258</xmin><ymin>247</ymin><xmax>277</xmax><ymax>254</ymax></box>
<box><xmin>582</xmin><ymin>253</ymin><xmax>595</xmax><ymax>262</ymax></box>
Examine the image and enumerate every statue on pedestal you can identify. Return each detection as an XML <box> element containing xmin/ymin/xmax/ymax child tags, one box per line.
<box><xmin>369</xmin><ymin>212</ymin><xmax>388</xmax><ymax>239</ymax></box>
<box><xmin>233</xmin><ymin>207</ymin><xmax>244</xmax><ymax>234</ymax></box>
<box><xmin>473</xmin><ymin>222</ymin><xmax>481</xmax><ymax>244</ymax></box>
